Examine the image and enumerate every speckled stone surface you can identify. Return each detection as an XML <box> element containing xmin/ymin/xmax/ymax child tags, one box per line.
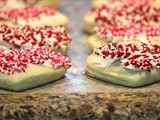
<box><xmin>0</xmin><ymin>93</ymin><xmax>159</xmax><ymax>120</ymax></box>
<box><xmin>0</xmin><ymin>0</ymin><xmax>160</xmax><ymax>120</ymax></box>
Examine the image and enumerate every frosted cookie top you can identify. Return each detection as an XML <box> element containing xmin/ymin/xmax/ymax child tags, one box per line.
<box><xmin>93</xmin><ymin>25</ymin><xmax>160</xmax><ymax>44</ymax></box>
<box><xmin>0</xmin><ymin>46</ymin><xmax>71</xmax><ymax>75</ymax></box>
<box><xmin>0</xmin><ymin>6</ymin><xmax>57</xmax><ymax>24</ymax></box>
<box><xmin>0</xmin><ymin>25</ymin><xmax>71</xmax><ymax>51</ymax></box>
<box><xmin>93</xmin><ymin>43</ymin><xmax>160</xmax><ymax>72</ymax></box>
<box><xmin>90</xmin><ymin>2</ymin><xmax>160</xmax><ymax>26</ymax></box>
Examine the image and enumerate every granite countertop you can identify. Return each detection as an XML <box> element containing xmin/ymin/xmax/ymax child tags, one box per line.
<box><xmin>0</xmin><ymin>93</ymin><xmax>159</xmax><ymax>120</ymax></box>
<box><xmin>0</xmin><ymin>0</ymin><xmax>159</xmax><ymax>120</ymax></box>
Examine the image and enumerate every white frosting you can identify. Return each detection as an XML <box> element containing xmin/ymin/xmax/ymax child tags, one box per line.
<box><xmin>42</xmin><ymin>60</ymin><xmax>53</xmax><ymax>68</ymax></box>
<box><xmin>92</xmin><ymin>54</ymin><xmax>118</xmax><ymax>68</ymax></box>
<box><xmin>92</xmin><ymin>54</ymin><xmax>142</xmax><ymax>71</ymax></box>
<box><xmin>92</xmin><ymin>48</ymin><xmax>159</xmax><ymax>71</ymax></box>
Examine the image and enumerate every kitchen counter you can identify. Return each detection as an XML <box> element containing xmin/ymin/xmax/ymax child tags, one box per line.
<box><xmin>0</xmin><ymin>0</ymin><xmax>159</xmax><ymax>120</ymax></box>
<box><xmin>0</xmin><ymin>93</ymin><xmax>159</xmax><ymax>120</ymax></box>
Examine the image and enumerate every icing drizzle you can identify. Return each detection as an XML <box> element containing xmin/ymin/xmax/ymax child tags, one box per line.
<box><xmin>0</xmin><ymin>46</ymin><xmax>71</xmax><ymax>75</ymax></box>
<box><xmin>93</xmin><ymin>43</ymin><xmax>160</xmax><ymax>72</ymax></box>
<box><xmin>0</xmin><ymin>24</ymin><xmax>71</xmax><ymax>50</ymax></box>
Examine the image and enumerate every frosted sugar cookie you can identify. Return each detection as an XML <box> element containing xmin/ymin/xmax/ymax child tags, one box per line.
<box><xmin>0</xmin><ymin>6</ymin><xmax>68</xmax><ymax>28</ymax></box>
<box><xmin>86</xmin><ymin>43</ymin><xmax>160</xmax><ymax>87</ymax></box>
<box><xmin>0</xmin><ymin>46</ymin><xmax>71</xmax><ymax>91</ymax></box>
<box><xmin>87</xmin><ymin>25</ymin><xmax>160</xmax><ymax>50</ymax></box>
<box><xmin>84</xmin><ymin>3</ymin><xmax>160</xmax><ymax>33</ymax></box>
<box><xmin>0</xmin><ymin>25</ymin><xmax>71</xmax><ymax>55</ymax></box>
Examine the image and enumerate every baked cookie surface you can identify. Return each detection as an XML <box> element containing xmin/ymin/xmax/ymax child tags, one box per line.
<box><xmin>87</xmin><ymin>25</ymin><xmax>160</xmax><ymax>50</ymax></box>
<box><xmin>0</xmin><ymin>6</ymin><xmax>68</xmax><ymax>28</ymax></box>
<box><xmin>0</xmin><ymin>47</ymin><xmax>71</xmax><ymax>91</ymax></box>
<box><xmin>86</xmin><ymin>43</ymin><xmax>160</xmax><ymax>87</ymax></box>
<box><xmin>0</xmin><ymin>25</ymin><xmax>71</xmax><ymax>55</ymax></box>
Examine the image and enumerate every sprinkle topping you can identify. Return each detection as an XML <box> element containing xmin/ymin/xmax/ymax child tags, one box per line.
<box><xmin>94</xmin><ymin>25</ymin><xmax>160</xmax><ymax>43</ymax></box>
<box><xmin>94</xmin><ymin>43</ymin><xmax>160</xmax><ymax>72</ymax></box>
<box><xmin>0</xmin><ymin>47</ymin><xmax>71</xmax><ymax>75</ymax></box>
<box><xmin>0</xmin><ymin>6</ymin><xmax>56</xmax><ymax>23</ymax></box>
<box><xmin>0</xmin><ymin>24</ymin><xmax>71</xmax><ymax>50</ymax></box>
<box><xmin>90</xmin><ymin>2</ymin><xmax>160</xmax><ymax>25</ymax></box>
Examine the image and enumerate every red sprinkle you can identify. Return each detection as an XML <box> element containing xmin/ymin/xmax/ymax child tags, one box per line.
<box><xmin>94</xmin><ymin>43</ymin><xmax>160</xmax><ymax>72</ymax></box>
<box><xmin>0</xmin><ymin>47</ymin><xmax>71</xmax><ymax>75</ymax></box>
<box><xmin>0</xmin><ymin>24</ymin><xmax>71</xmax><ymax>50</ymax></box>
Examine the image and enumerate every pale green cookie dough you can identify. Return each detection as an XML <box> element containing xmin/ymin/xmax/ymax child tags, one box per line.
<box><xmin>87</xmin><ymin>35</ymin><xmax>106</xmax><ymax>50</ymax></box>
<box><xmin>36</xmin><ymin>0</ymin><xmax>61</xmax><ymax>9</ymax></box>
<box><xmin>92</xmin><ymin>0</ymin><xmax>107</xmax><ymax>8</ymax></box>
<box><xmin>84</xmin><ymin>13</ymin><xmax>99</xmax><ymax>34</ymax></box>
<box><xmin>54</xmin><ymin>47</ymin><xmax>69</xmax><ymax>56</ymax></box>
<box><xmin>86</xmin><ymin>54</ymin><xmax>160</xmax><ymax>87</ymax></box>
<box><xmin>0</xmin><ymin>65</ymin><xmax>66</xmax><ymax>91</ymax></box>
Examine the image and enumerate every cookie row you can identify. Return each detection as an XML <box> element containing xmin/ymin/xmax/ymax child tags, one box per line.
<box><xmin>0</xmin><ymin>42</ymin><xmax>159</xmax><ymax>91</ymax></box>
<box><xmin>0</xmin><ymin>5</ymin><xmax>71</xmax><ymax>91</ymax></box>
<box><xmin>0</xmin><ymin>24</ymin><xmax>71</xmax><ymax>91</ymax></box>
<box><xmin>85</xmin><ymin>0</ymin><xmax>160</xmax><ymax>88</ymax></box>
